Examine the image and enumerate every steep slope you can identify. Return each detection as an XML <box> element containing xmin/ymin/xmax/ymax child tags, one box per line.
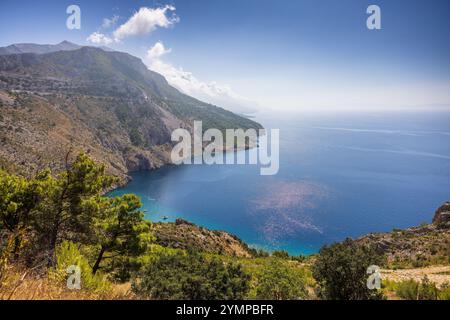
<box><xmin>153</xmin><ymin>219</ymin><xmax>254</xmax><ymax>258</ymax></box>
<box><xmin>0</xmin><ymin>44</ymin><xmax>262</xmax><ymax>179</ymax></box>
<box><xmin>356</xmin><ymin>202</ymin><xmax>450</xmax><ymax>269</ymax></box>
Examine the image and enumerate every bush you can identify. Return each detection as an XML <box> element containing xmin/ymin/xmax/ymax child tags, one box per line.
<box><xmin>255</xmin><ymin>259</ymin><xmax>308</xmax><ymax>300</ymax></box>
<box><xmin>438</xmin><ymin>283</ymin><xmax>450</xmax><ymax>300</ymax></box>
<box><xmin>49</xmin><ymin>241</ymin><xmax>110</xmax><ymax>294</ymax></box>
<box><xmin>395</xmin><ymin>279</ymin><xmax>419</xmax><ymax>300</ymax></box>
<box><xmin>132</xmin><ymin>251</ymin><xmax>250</xmax><ymax>300</ymax></box>
<box><xmin>0</xmin><ymin>153</ymin><xmax>152</xmax><ymax>278</ymax></box>
<box><xmin>312</xmin><ymin>239</ymin><xmax>384</xmax><ymax>300</ymax></box>
<box><xmin>419</xmin><ymin>276</ymin><xmax>438</xmax><ymax>300</ymax></box>
<box><xmin>271</xmin><ymin>250</ymin><xmax>290</xmax><ymax>259</ymax></box>
<box><xmin>395</xmin><ymin>277</ymin><xmax>439</xmax><ymax>300</ymax></box>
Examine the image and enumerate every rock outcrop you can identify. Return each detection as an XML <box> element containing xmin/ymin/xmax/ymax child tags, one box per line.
<box><xmin>153</xmin><ymin>220</ymin><xmax>254</xmax><ymax>258</ymax></box>
<box><xmin>433</xmin><ymin>202</ymin><xmax>450</xmax><ymax>228</ymax></box>
<box><xmin>356</xmin><ymin>202</ymin><xmax>450</xmax><ymax>268</ymax></box>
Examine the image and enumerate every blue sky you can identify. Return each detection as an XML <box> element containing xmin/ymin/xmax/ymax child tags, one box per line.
<box><xmin>1</xmin><ymin>0</ymin><xmax>449</xmax><ymax>112</ymax></box>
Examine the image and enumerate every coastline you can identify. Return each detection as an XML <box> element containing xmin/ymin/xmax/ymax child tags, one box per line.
<box><xmin>108</xmin><ymin>135</ymin><xmax>262</xmax><ymax>193</ymax></box>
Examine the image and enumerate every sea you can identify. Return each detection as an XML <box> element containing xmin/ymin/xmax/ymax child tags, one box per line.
<box><xmin>109</xmin><ymin>110</ymin><xmax>450</xmax><ymax>255</ymax></box>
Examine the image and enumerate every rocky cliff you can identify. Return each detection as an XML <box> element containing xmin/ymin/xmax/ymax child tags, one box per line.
<box><xmin>433</xmin><ymin>202</ymin><xmax>450</xmax><ymax>228</ymax></box>
<box><xmin>0</xmin><ymin>43</ymin><xmax>262</xmax><ymax>180</ymax></box>
<box><xmin>356</xmin><ymin>202</ymin><xmax>450</xmax><ymax>268</ymax></box>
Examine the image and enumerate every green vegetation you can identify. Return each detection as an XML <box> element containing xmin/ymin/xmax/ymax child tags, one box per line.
<box><xmin>0</xmin><ymin>153</ymin><xmax>448</xmax><ymax>300</ymax></box>
<box><xmin>383</xmin><ymin>277</ymin><xmax>449</xmax><ymax>300</ymax></box>
<box><xmin>133</xmin><ymin>250</ymin><xmax>250</xmax><ymax>300</ymax></box>
<box><xmin>89</xmin><ymin>194</ymin><xmax>153</xmax><ymax>277</ymax></box>
<box><xmin>312</xmin><ymin>239</ymin><xmax>384</xmax><ymax>300</ymax></box>
<box><xmin>50</xmin><ymin>241</ymin><xmax>110</xmax><ymax>294</ymax></box>
<box><xmin>271</xmin><ymin>250</ymin><xmax>290</xmax><ymax>259</ymax></box>
<box><xmin>0</xmin><ymin>152</ymin><xmax>152</xmax><ymax>292</ymax></box>
<box><xmin>398</xmin><ymin>278</ymin><xmax>438</xmax><ymax>300</ymax></box>
<box><xmin>152</xmin><ymin>219</ymin><xmax>254</xmax><ymax>257</ymax></box>
<box><xmin>254</xmin><ymin>259</ymin><xmax>308</xmax><ymax>300</ymax></box>
<box><xmin>438</xmin><ymin>283</ymin><xmax>450</xmax><ymax>300</ymax></box>
<box><xmin>128</xmin><ymin>127</ymin><xmax>143</xmax><ymax>147</ymax></box>
<box><xmin>1</xmin><ymin>153</ymin><xmax>294</xmax><ymax>300</ymax></box>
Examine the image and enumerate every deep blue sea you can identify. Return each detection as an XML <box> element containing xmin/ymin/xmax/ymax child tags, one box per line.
<box><xmin>109</xmin><ymin>111</ymin><xmax>450</xmax><ymax>255</ymax></box>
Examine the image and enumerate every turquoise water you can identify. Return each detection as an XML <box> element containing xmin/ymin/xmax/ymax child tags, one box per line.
<box><xmin>109</xmin><ymin>111</ymin><xmax>450</xmax><ymax>255</ymax></box>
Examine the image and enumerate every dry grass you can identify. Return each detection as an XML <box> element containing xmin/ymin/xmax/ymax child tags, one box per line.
<box><xmin>381</xmin><ymin>266</ymin><xmax>450</xmax><ymax>289</ymax></box>
<box><xmin>0</xmin><ymin>266</ymin><xmax>137</xmax><ymax>300</ymax></box>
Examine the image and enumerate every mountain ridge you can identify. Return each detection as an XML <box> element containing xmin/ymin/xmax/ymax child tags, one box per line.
<box><xmin>0</xmin><ymin>42</ymin><xmax>262</xmax><ymax>180</ymax></box>
<box><xmin>0</xmin><ymin>41</ymin><xmax>83</xmax><ymax>55</ymax></box>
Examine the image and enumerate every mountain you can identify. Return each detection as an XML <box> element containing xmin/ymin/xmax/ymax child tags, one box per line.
<box><xmin>0</xmin><ymin>43</ymin><xmax>262</xmax><ymax>180</ymax></box>
<box><xmin>0</xmin><ymin>41</ymin><xmax>82</xmax><ymax>55</ymax></box>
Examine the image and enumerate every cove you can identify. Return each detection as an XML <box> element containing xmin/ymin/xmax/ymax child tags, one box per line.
<box><xmin>109</xmin><ymin>111</ymin><xmax>450</xmax><ymax>255</ymax></box>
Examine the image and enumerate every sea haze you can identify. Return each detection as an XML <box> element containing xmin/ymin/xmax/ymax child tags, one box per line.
<box><xmin>109</xmin><ymin>111</ymin><xmax>450</xmax><ymax>255</ymax></box>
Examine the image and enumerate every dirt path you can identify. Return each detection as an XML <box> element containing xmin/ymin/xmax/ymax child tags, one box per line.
<box><xmin>381</xmin><ymin>266</ymin><xmax>450</xmax><ymax>288</ymax></box>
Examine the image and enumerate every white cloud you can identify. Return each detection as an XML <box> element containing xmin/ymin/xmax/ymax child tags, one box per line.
<box><xmin>145</xmin><ymin>42</ymin><xmax>256</xmax><ymax>113</ymax></box>
<box><xmin>86</xmin><ymin>32</ymin><xmax>113</xmax><ymax>45</ymax></box>
<box><xmin>113</xmin><ymin>6</ymin><xmax>179</xmax><ymax>41</ymax></box>
<box><xmin>147</xmin><ymin>41</ymin><xmax>171</xmax><ymax>60</ymax></box>
<box><xmin>102</xmin><ymin>15</ymin><xmax>119</xmax><ymax>29</ymax></box>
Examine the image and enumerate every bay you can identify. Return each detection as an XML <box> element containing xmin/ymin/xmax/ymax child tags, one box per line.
<box><xmin>109</xmin><ymin>111</ymin><xmax>450</xmax><ymax>255</ymax></box>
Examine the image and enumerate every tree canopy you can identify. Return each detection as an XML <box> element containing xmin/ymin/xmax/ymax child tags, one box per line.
<box><xmin>255</xmin><ymin>259</ymin><xmax>308</xmax><ymax>300</ymax></box>
<box><xmin>133</xmin><ymin>250</ymin><xmax>250</xmax><ymax>300</ymax></box>
<box><xmin>312</xmin><ymin>239</ymin><xmax>384</xmax><ymax>300</ymax></box>
<box><xmin>0</xmin><ymin>152</ymin><xmax>152</xmax><ymax>276</ymax></box>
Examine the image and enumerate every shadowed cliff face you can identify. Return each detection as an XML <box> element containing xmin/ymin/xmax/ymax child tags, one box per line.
<box><xmin>0</xmin><ymin>44</ymin><xmax>262</xmax><ymax>179</ymax></box>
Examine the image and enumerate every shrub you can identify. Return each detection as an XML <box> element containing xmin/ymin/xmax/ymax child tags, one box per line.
<box><xmin>255</xmin><ymin>259</ymin><xmax>308</xmax><ymax>300</ymax></box>
<box><xmin>395</xmin><ymin>277</ymin><xmax>439</xmax><ymax>300</ymax></box>
<box><xmin>132</xmin><ymin>251</ymin><xmax>250</xmax><ymax>300</ymax></box>
<box><xmin>438</xmin><ymin>283</ymin><xmax>450</xmax><ymax>300</ymax></box>
<box><xmin>312</xmin><ymin>239</ymin><xmax>384</xmax><ymax>300</ymax></box>
<box><xmin>419</xmin><ymin>276</ymin><xmax>438</xmax><ymax>300</ymax></box>
<box><xmin>271</xmin><ymin>250</ymin><xmax>290</xmax><ymax>259</ymax></box>
<box><xmin>0</xmin><ymin>153</ymin><xmax>152</xmax><ymax>276</ymax></box>
<box><xmin>395</xmin><ymin>279</ymin><xmax>419</xmax><ymax>300</ymax></box>
<box><xmin>49</xmin><ymin>241</ymin><xmax>110</xmax><ymax>294</ymax></box>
